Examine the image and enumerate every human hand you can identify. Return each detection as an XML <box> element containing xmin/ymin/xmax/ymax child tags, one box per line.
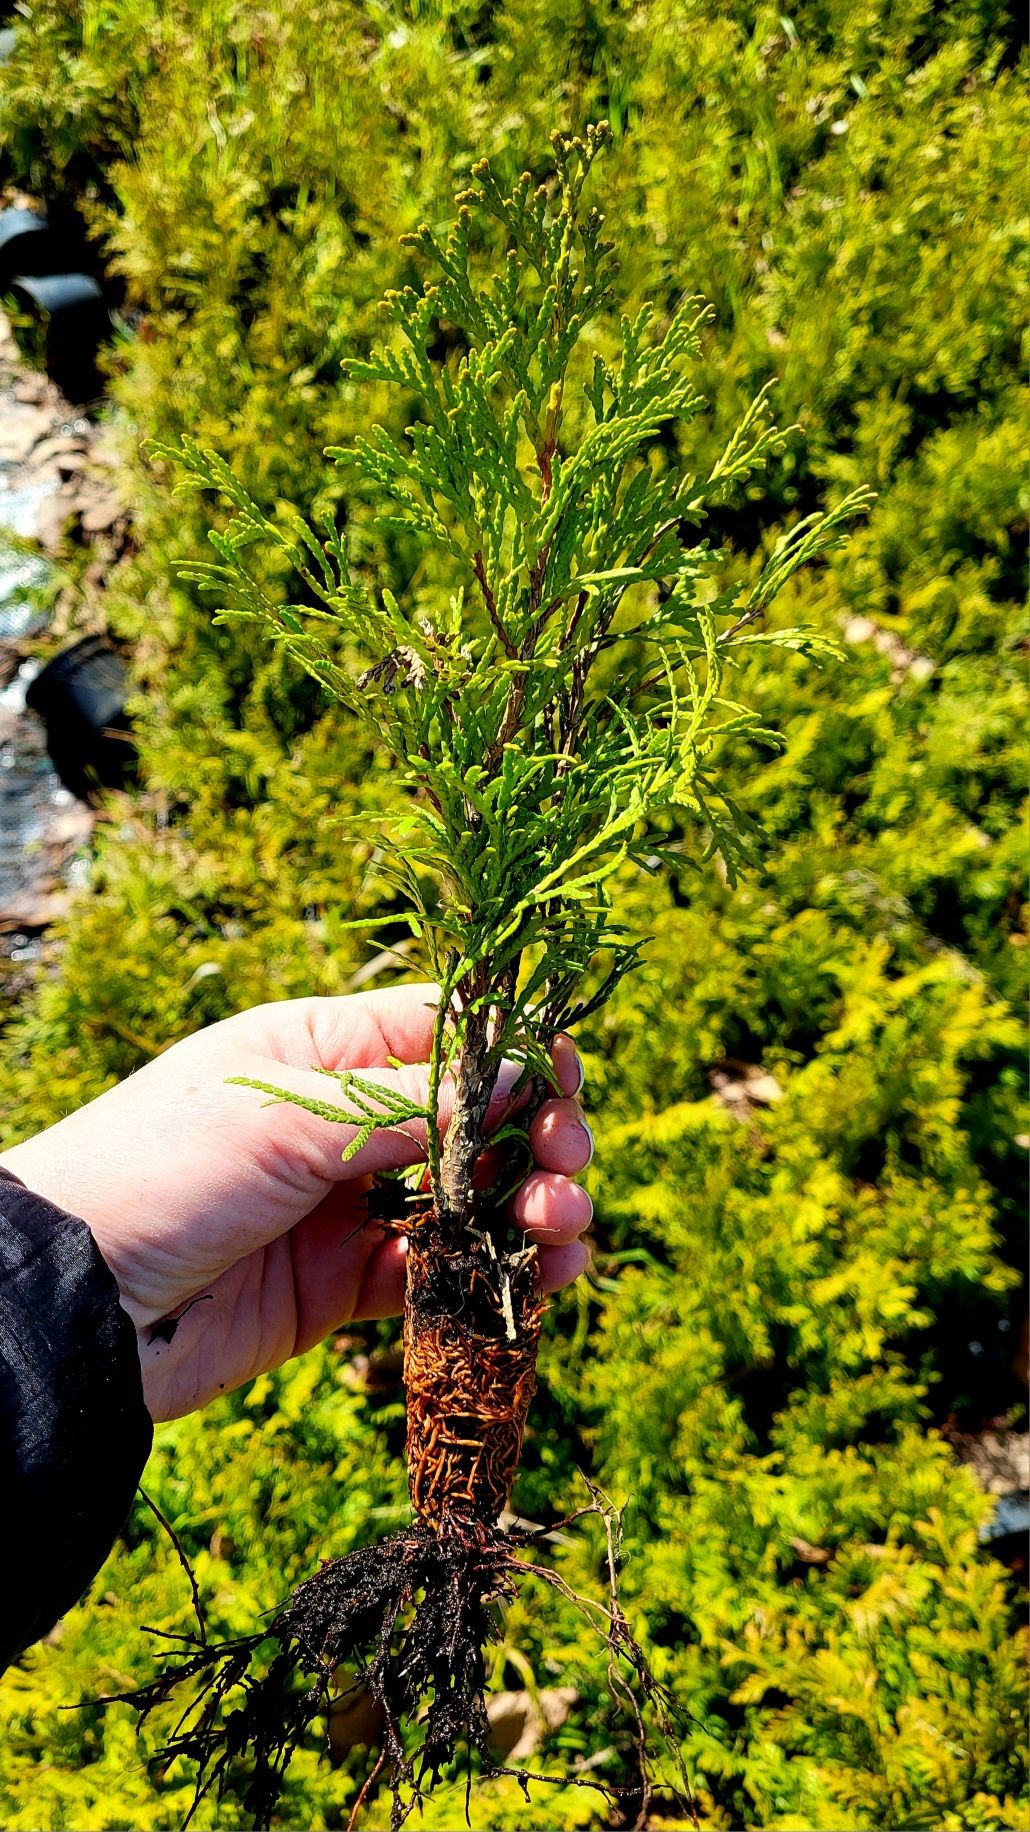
<box><xmin>0</xmin><ymin>985</ymin><xmax>593</xmax><ymax>1423</ymax></box>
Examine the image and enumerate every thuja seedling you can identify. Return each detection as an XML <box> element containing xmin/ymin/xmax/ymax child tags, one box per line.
<box><xmin>123</xmin><ymin>123</ymin><xmax>870</xmax><ymax>1829</ymax></box>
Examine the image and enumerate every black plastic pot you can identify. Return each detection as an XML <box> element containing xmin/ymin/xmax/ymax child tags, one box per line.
<box><xmin>6</xmin><ymin>272</ymin><xmax>110</xmax><ymax>404</ymax></box>
<box><xmin>0</xmin><ymin>208</ymin><xmax>63</xmax><ymax>288</ymax></box>
<box><xmin>25</xmin><ymin>635</ymin><xmax>135</xmax><ymax>802</ymax></box>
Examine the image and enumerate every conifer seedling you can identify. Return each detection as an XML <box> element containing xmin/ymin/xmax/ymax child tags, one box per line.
<box><xmin>126</xmin><ymin>124</ymin><xmax>870</xmax><ymax>1827</ymax></box>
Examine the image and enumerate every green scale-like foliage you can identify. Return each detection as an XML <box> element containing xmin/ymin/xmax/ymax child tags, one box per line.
<box><xmin>159</xmin><ymin>126</ymin><xmax>868</xmax><ymax>1169</ymax></box>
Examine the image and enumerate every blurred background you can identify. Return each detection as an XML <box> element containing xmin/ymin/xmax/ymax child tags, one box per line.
<box><xmin>0</xmin><ymin>3</ymin><xmax>1025</xmax><ymax>1827</ymax></box>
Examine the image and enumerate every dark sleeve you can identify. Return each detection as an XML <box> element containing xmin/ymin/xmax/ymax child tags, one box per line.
<box><xmin>0</xmin><ymin>1165</ymin><xmax>153</xmax><ymax>1671</ymax></box>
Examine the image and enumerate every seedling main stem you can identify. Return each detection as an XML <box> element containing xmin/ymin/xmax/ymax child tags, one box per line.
<box><xmin>119</xmin><ymin>122</ymin><xmax>869</xmax><ymax>1827</ymax></box>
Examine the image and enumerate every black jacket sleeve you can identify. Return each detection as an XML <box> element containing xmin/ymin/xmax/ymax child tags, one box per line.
<box><xmin>0</xmin><ymin>1165</ymin><xmax>153</xmax><ymax>1671</ymax></box>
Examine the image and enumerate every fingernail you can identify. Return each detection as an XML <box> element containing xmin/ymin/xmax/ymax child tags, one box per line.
<box><xmin>555</xmin><ymin>1033</ymin><xmax>586</xmax><ymax>1098</ymax></box>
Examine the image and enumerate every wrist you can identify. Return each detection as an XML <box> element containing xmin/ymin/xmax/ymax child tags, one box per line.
<box><xmin>0</xmin><ymin>1136</ymin><xmax>148</xmax><ymax>1330</ymax></box>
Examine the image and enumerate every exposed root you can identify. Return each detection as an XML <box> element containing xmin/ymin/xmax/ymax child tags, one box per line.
<box><xmin>111</xmin><ymin>1495</ymin><xmax>694</xmax><ymax>1831</ymax></box>
<box><xmin>111</xmin><ymin>1168</ymin><xmax>693</xmax><ymax>1829</ymax></box>
<box><xmin>404</xmin><ymin>1216</ymin><xmax>544</xmax><ymax>1527</ymax></box>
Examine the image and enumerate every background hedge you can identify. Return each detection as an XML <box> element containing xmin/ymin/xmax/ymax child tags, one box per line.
<box><xmin>0</xmin><ymin>4</ymin><xmax>1026</xmax><ymax>1828</ymax></box>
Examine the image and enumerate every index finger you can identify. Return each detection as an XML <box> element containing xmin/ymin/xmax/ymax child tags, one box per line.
<box><xmin>305</xmin><ymin>990</ymin><xmax>584</xmax><ymax>1091</ymax></box>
